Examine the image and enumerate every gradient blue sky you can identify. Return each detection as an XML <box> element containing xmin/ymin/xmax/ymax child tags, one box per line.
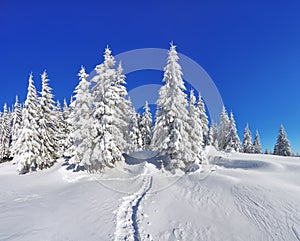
<box><xmin>1</xmin><ymin>0</ymin><xmax>300</xmax><ymax>153</ymax></box>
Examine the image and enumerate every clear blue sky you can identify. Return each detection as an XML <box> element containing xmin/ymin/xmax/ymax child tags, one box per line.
<box><xmin>1</xmin><ymin>0</ymin><xmax>300</xmax><ymax>153</ymax></box>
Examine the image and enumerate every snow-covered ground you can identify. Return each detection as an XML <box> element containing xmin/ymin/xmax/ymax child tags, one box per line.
<box><xmin>0</xmin><ymin>147</ymin><xmax>300</xmax><ymax>241</ymax></box>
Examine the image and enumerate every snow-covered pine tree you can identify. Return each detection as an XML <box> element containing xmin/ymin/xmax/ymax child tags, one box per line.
<box><xmin>68</xmin><ymin>66</ymin><xmax>94</xmax><ymax>170</ymax></box>
<box><xmin>188</xmin><ymin>90</ymin><xmax>204</xmax><ymax>164</ymax></box>
<box><xmin>69</xmin><ymin>95</ymin><xmax>74</xmax><ymax>116</ymax></box>
<box><xmin>10</xmin><ymin>96</ymin><xmax>23</xmax><ymax>158</ymax></box>
<box><xmin>206</xmin><ymin>124</ymin><xmax>213</xmax><ymax>146</ymax></box>
<box><xmin>14</xmin><ymin>74</ymin><xmax>41</xmax><ymax>174</ymax></box>
<box><xmin>128</xmin><ymin>106</ymin><xmax>143</xmax><ymax>152</ymax></box>
<box><xmin>54</xmin><ymin>100</ymin><xmax>65</xmax><ymax>157</ymax></box>
<box><xmin>273</xmin><ymin>125</ymin><xmax>292</xmax><ymax>156</ymax></box>
<box><xmin>218</xmin><ymin>106</ymin><xmax>230</xmax><ymax>150</ymax></box>
<box><xmin>140</xmin><ymin>101</ymin><xmax>153</xmax><ymax>149</ymax></box>
<box><xmin>209</xmin><ymin>120</ymin><xmax>219</xmax><ymax>149</ymax></box>
<box><xmin>63</xmin><ymin>98</ymin><xmax>69</xmax><ymax>116</ymax></box>
<box><xmin>197</xmin><ymin>93</ymin><xmax>209</xmax><ymax>146</ymax></box>
<box><xmin>89</xmin><ymin>47</ymin><xmax>124</xmax><ymax>171</ymax></box>
<box><xmin>152</xmin><ymin>43</ymin><xmax>194</xmax><ymax>171</ymax></box>
<box><xmin>38</xmin><ymin>71</ymin><xmax>59</xmax><ymax>169</ymax></box>
<box><xmin>253</xmin><ymin>130</ymin><xmax>262</xmax><ymax>154</ymax></box>
<box><xmin>62</xmin><ymin>98</ymin><xmax>73</xmax><ymax>156</ymax></box>
<box><xmin>225</xmin><ymin>112</ymin><xmax>241</xmax><ymax>152</ymax></box>
<box><xmin>0</xmin><ymin>103</ymin><xmax>12</xmax><ymax>160</ymax></box>
<box><xmin>242</xmin><ymin>123</ymin><xmax>253</xmax><ymax>153</ymax></box>
<box><xmin>109</xmin><ymin>62</ymin><xmax>132</xmax><ymax>153</ymax></box>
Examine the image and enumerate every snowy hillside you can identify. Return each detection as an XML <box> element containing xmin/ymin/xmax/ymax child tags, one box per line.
<box><xmin>0</xmin><ymin>147</ymin><xmax>299</xmax><ymax>241</ymax></box>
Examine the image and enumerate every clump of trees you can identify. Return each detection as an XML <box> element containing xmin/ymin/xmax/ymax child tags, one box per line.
<box><xmin>0</xmin><ymin>44</ymin><xmax>295</xmax><ymax>175</ymax></box>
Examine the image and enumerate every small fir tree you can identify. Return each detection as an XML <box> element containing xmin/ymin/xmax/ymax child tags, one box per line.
<box><xmin>225</xmin><ymin>112</ymin><xmax>241</xmax><ymax>152</ymax></box>
<box><xmin>188</xmin><ymin>90</ymin><xmax>204</xmax><ymax>164</ymax></box>
<box><xmin>242</xmin><ymin>123</ymin><xmax>253</xmax><ymax>153</ymax></box>
<box><xmin>218</xmin><ymin>106</ymin><xmax>230</xmax><ymax>150</ymax></box>
<box><xmin>10</xmin><ymin>96</ymin><xmax>23</xmax><ymax>158</ymax></box>
<box><xmin>0</xmin><ymin>104</ymin><xmax>12</xmax><ymax>159</ymax></box>
<box><xmin>253</xmin><ymin>130</ymin><xmax>262</xmax><ymax>154</ymax></box>
<box><xmin>274</xmin><ymin>125</ymin><xmax>292</xmax><ymax>156</ymax></box>
<box><xmin>197</xmin><ymin>93</ymin><xmax>209</xmax><ymax>146</ymax></box>
<box><xmin>140</xmin><ymin>101</ymin><xmax>153</xmax><ymax>149</ymax></box>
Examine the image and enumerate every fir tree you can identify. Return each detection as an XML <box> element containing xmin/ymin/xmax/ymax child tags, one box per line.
<box><xmin>253</xmin><ymin>130</ymin><xmax>262</xmax><ymax>154</ymax></box>
<box><xmin>274</xmin><ymin>125</ymin><xmax>292</xmax><ymax>156</ymax></box>
<box><xmin>63</xmin><ymin>98</ymin><xmax>73</xmax><ymax>156</ymax></box>
<box><xmin>63</xmin><ymin>98</ymin><xmax>69</xmax><ymax>116</ymax></box>
<box><xmin>225</xmin><ymin>112</ymin><xmax>241</xmax><ymax>152</ymax></box>
<box><xmin>54</xmin><ymin>100</ymin><xmax>65</xmax><ymax>157</ymax></box>
<box><xmin>242</xmin><ymin>123</ymin><xmax>253</xmax><ymax>153</ymax></box>
<box><xmin>128</xmin><ymin>107</ymin><xmax>143</xmax><ymax>152</ymax></box>
<box><xmin>218</xmin><ymin>106</ymin><xmax>230</xmax><ymax>150</ymax></box>
<box><xmin>14</xmin><ymin>74</ymin><xmax>41</xmax><ymax>174</ymax></box>
<box><xmin>206</xmin><ymin>124</ymin><xmax>214</xmax><ymax>146</ymax></box>
<box><xmin>108</xmin><ymin>62</ymin><xmax>132</xmax><ymax>153</ymax></box>
<box><xmin>10</xmin><ymin>96</ymin><xmax>23</xmax><ymax>158</ymax></box>
<box><xmin>11</xmin><ymin>97</ymin><xmax>23</xmax><ymax>136</ymax></box>
<box><xmin>90</xmin><ymin>47</ymin><xmax>124</xmax><ymax>171</ymax></box>
<box><xmin>152</xmin><ymin>43</ymin><xmax>194</xmax><ymax>171</ymax></box>
<box><xmin>69</xmin><ymin>96</ymin><xmax>75</xmax><ymax>118</ymax></box>
<box><xmin>210</xmin><ymin>120</ymin><xmax>219</xmax><ymax>149</ymax></box>
<box><xmin>197</xmin><ymin>93</ymin><xmax>209</xmax><ymax>146</ymax></box>
<box><xmin>38</xmin><ymin>71</ymin><xmax>59</xmax><ymax>169</ymax></box>
<box><xmin>68</xmin><ymin>66</ymin><xmax>94</xmax><ymax>170</ymax></box>
<box><xmin>140</xmin><ymin>101</ymin><xmax>152</xmax><ymax>149</ymax></box>
<box><xmin>0</xmin><ymin>103</ymin><xmax>12</xmax><ymax>159</ymax></box>
<box><xmin>188</xmin><ymin>90</ymin><xmax>204</xmax><ymax>163</ymax></box>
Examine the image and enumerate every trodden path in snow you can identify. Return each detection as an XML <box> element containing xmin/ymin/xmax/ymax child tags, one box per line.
<box><xmin>114</xmin><ymin>174</ymin><xmax>153</xmax><ymax>241</ymax></box>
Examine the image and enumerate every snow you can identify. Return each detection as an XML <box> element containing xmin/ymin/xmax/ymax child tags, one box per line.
<box><xmin>1</xmin><ymin>148</ymin><xmax>300</xmax><ymax>240</ymax></box>
<box><xmin>126</xmin><ymin>150</ymin><xmax>159</xmax><ymax>160</ymax></box>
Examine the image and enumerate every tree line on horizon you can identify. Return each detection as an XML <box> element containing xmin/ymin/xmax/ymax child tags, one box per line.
<box><xmin>0</xmin><ymin>44</ymin><xmax>294</xmax><ymax>174</ymax></box>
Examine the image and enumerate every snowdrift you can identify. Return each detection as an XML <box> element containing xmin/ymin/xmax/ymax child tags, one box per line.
<box><xmin>0</xmin><ymin>148</ymin><xmax>299</xmax><ymax>241</ymax></box>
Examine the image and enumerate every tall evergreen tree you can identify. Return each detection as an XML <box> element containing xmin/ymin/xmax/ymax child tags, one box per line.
<box><xmin>152</xmin><ymin>43</ymin><xmax>194</xmax><ymax>171</ymax></box>
<box><xmin>90</xmin><ymin>47</ymin><xmax>124</xmax><ymax>171</ymax></box>
<box><xmin>197</xmin><ymin>93</ymin><xmax>209</xmax><ymax>146</ymax></box>
<box><xmin>242</xmin><ymin>123</ymin><xmax>253</xmax><ymax>153</ymax></box>
<box><xmin>225</xmin><ymin>112</ymin><xmax>241</xmax><ymax>152</ymax></box>
<box><xmin>188</xmin><ymin>90</ymin><xmax>204</xmax><ymax>163</ymax></box>
<box><xmin>108</xmin><ymin>62</ymin><xmax>132</xmax><ymax>153</ymax></box>
<box><xmin>218</xmin><ymin>106</ymin><xmax>230</xmax><ymax>150</ymax></box>
<box><xmin>209</xmin><ymin>120</ymin><xmax>219</xmax><ymax>149</ymax></box>
<box><xmin>10</xmin><ymin>96</ymin><xmax>23</xmax><ymax>158</ymax></box>
<box><xmin>140</xmin><ymin>101</ymin><xmax>153</xmax><ymax>149</ymax></box>
<box><xmin>206</xmin><ymin>125</ymin><xmax>213</xmax><ymax>146</ymax></box>
<box><xmin>253</xmin><ymin>130</ymin><xmax>262</xmax><ymax>154</ymax></box>
<box><xmin>62</xmin><ymin>98</ymin><xmax>73</xmax><ymax>156</ymax></box>
<box><xmin>54</xmin><ymin>100</ymin><xmax>65</xmax><ymax>157</ymax></box>
<box><xmin>206</xmin><ymin>124</ymin><xmax>213</xmax><ymax>146</ymax></box>
<box><xmin>0</xmin><ymin>103</ymin><xmax>12</xmax><ymax>159</ymax></box>
<box><xmin>14</xmin><ymin>74</ymin><xmax>41</xmax><ymax>174</ymax></box>
<box><xmin>63</xmin><ymin>98</ymin><xmax>69</xmax><ymax>116</ymax></box>
<box><xmin>274</xmin><ymin>125</ymin><xmax>292</xmax><ymax>156</ymax></box>
<box><xmin>128</xmin><ymin>106</ymin><xmax>143</xmax><ymax>152</ymax></box>
<box><xmin>68</xmin><ymin>66</ymin><xmax>94</xmax><ymax>170</ymax></box>
<box><xmin>38</xmin><ymin>71</ymin><xmax>59</xmax><ymax>168</ymax></box>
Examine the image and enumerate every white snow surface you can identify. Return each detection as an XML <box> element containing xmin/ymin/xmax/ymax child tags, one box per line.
<box><xmin>0</xmin><ymin>147</ymin><xmax>300</xmax><ymax>241</ymax></box>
